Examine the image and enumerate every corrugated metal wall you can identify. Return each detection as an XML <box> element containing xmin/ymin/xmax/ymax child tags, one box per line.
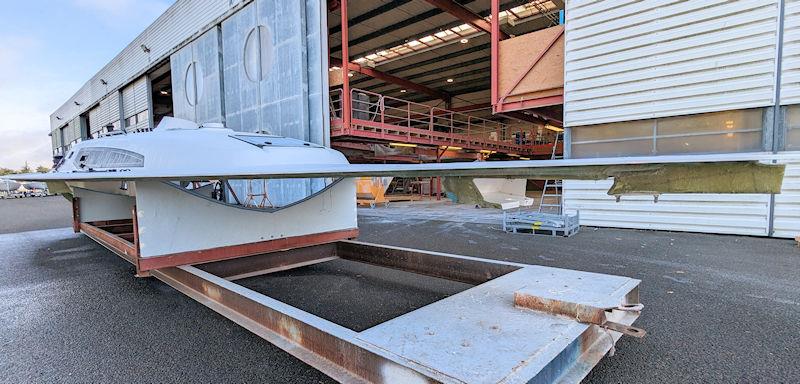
<box><xmin>93</xmin><ymin>94</ymin><xmax>121</xmax><ymax>133</ymax></box>
<box><xmin>771</xmin><ymin>153</ymin><xmax>800</xmax><ymax>237</ymax></box>
<box><xmin>50</xmin><ymin>0</ymin><xmax>245</xmax><ymax>133</ymax></box>
<box><xmin>560</xmin><ymin>0</ymin><xmax>800</xmax><ymax>238</ymax></box>
<box><xmin>782</xmin><ymin>0</ymin><xmax>800</xmax><ymax>104</ymax></box>
<box><xmin>50</xmin><ymin>132</ymin><xmax>60</xmax><ymax>153</ymax></box>
<box><xmin>563</xmin><ymin>179</ymin><xmax>771</xmax><ymax>236</ymax></box>
<box><xmin>564</xmin><ymin>0</ymin><xmax>779</xmax><ymax>127</ymax></box>
<box><xmin>122</xmin><ymin>76</ymin><xmax>149</xmax><ymax>131</ymax></box>
<box><xmin>563</xmin><ymin>152</ymin><xmax>800</xmax><ymax>238</ymax></box>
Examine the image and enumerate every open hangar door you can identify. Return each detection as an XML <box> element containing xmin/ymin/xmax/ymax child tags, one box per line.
<box><xmin>149</xmin><ymin>61</ymin><xmax>173</xmax><ymax>127</ymax></box>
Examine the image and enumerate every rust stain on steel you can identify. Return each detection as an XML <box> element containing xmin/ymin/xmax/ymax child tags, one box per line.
<box><xmin>336</xmin><ymin>241</ymin><xmax>520</xmax><ymax>285</ymax></box>
<box><xmin>152</xmin><ymin>265</ymin><xmax>439</xmax><ymax>384</ymax></box>
<box><xmin>80</xmin><ymin>222</ymin><xmax>137</xmax><ymax>264</ymax></box>
<box><xmin>514</xmin><ymin>291</ymin><xmax>646</xmax><ymax>338</ymax></box>
<box><xmin>198</xmin><ymin>243</ymin><xmax>338</xmax><ymax>280</ymax></box>
<box><xmin>71</xmin><ymin>197</ymin><xmax>81</xmax><ymax>233</ymax></box>
<box><xmin>138</xmin><ymin>228</ymin><xmax>359</xmax><ymax>271</ymax></box>
<box><xmin>514</xmin><ymin>293</ymin><xmax>607</xmax><ymax>325</ymax></box>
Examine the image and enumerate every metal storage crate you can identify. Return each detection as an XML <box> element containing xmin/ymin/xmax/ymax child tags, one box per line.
<box><xmin>503</xmin><ymin>210</ymin><xmax>580</xmax><ymax>237</ymax></box>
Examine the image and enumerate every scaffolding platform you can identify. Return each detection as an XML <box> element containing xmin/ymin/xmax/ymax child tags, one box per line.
<box><xmin>503</xmin><ymin>210</ymin><xmax>580</xmax><ymax>237</ymax></box>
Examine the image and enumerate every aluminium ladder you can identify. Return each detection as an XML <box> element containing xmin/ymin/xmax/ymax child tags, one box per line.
<box><xmin>538</xmin><ymin>132</ymin><xmax>563</xmax><ymax>215</ymax></box>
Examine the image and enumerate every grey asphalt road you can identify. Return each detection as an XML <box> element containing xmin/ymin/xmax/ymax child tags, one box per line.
<box><xmin>0</xmin><ymin>196</ymin><xmax>72</xmax><ymax>234</ymax></box>
<box><xmin>1</xmin><ymin>198</ymin><xmax>799</xmax><ymax>383</ymax></box>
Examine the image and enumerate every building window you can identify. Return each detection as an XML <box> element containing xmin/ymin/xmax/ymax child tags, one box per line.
<box><xmin>124</xmin><ymin>111</ymin><xmax>149</xmax><ymax>129</ymax></box>
<box><xmin>784</xmin><ymin>105</ymin><xmax>800</xmax><ymax>150</ymax></box>
<box><xmin>570</xmin><ymin>109</ymin><xmax>764</xmax><ymax>158</ymax></box>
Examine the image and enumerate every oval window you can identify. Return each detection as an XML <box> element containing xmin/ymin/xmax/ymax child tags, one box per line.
<box><xmin>243</xmin><ymin>25</ymin><xmax>274</xmax><ymax>82</ymax></box>
<box><xmin>184</xmin><ymin>61</ymin><xmax>205</xmax><ymax>106</ymax></box>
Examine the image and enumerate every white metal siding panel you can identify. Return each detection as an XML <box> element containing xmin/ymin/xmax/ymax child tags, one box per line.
<box><xmin>562</xmin><ymin>180</ymin><xmax>771</xmax><ymax>236</ymax></box>
<box><xmin>87</xmin><ymin>106</ymin><xmax>100</xmax><ymax>134</ymax></box>
<box><xmin>100</xmin><ymin>94</ymin><xmax>120</xmax><ymax>128</ymax></box>
<box><xmin>781</xmin><ymin>0</ymin><xmax>800</xmax><ymax>104</ymax></box>
<box><xmin>770</xmin><ymin>152</ymin><xmax>800</xmax><ymax>237</ymax></box>
<box><xmin>122</xmin><ymin>77</ymin><xmax>148</xmax><ymax>118</ymax></box>
<box><xmin>63</xmin><ymin>118</ymin><xmax>82</xmax><ymax>145</ymax></box>
<box><xmin>49</xmin><ymin>0</ymin><xmax>242</xmax><ymax>134</ymax></box>
<box><xmin>564</xmin><ymin>0</ymin><xmax>779</xmax><ymax>127</ymax></box>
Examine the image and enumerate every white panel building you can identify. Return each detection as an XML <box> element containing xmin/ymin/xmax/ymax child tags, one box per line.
<box><xmin>562</xmin><ymin>0</ymin><xmax>800</xmax><ymax>237</ymax></box>
<box><xmin>49</xmin><ymin>0</ymin><xmax>329</xmax><ymax>156</ymax></box>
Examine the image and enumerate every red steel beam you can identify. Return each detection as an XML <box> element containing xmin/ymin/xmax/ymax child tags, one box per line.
<box><xmin>138</xmin><ymin>228</ymin><xmax>359</xmax><ymax>271</ymax></box>
<box><xmin>491</xmin><ymin>0</ymin><xmax>500</xmax><ymax>114</ymax></box>
<box><xmin>330</xmin><ymin>57</ymin><xmax>450</xmax><ymax>101</ymax></box>
<box><xmin>340</xmin><ymin>0</ymin><xmax>351</xmax><ymax>131</ymax></box>
<box><xmin>423</xmin><ymin>0</ymin><xmax>510</xmax><ymax>39</ymax></box>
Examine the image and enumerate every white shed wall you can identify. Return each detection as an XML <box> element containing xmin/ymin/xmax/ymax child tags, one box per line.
<box><xmin>564</xmin><ymin>0</ymin><xmax>780</xmax><ymax>127</ymax></box>
<box><xmin>770</xmin><ymin>152</ymin><xmax>800</xmax><ymax>237</ymax></box>
<box><xmin>563</xmin><ymin>180</ymin><xmax>771</xmax><ymax>236</ymax></box>
<box><xmin>563</xmin><ymin>152</ymin><xmax>800</xmax><ymax>238</ymax></box>
<box><xmin>781</xmin><ymin>0</ymin><xmax>800</xmax><ymax>104</ymax></box>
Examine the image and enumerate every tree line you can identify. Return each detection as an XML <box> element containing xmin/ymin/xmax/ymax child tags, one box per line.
<box><xmin>0</xmin><ymin>163</ymin><xmax>50</xmax><ymax>176</ymax></box>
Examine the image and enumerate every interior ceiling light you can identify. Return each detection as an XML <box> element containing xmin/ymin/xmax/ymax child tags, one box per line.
<box><xmin>389</xmin><ymin>142</ymin><xmax>417</xmax><ymax>148</ymax></box>
<box><xmin>400</xmin><ymin>89</ymin><xmax>407</xmax><ymax>93</ymax></box>
<box><xmin>350</xmin><ymin>1</ymin><xmax>549</xmax><ymax>66</ymax></box>
<box><xmin>160</xmin><ymin>90</ymin><xmax>169</xmax><ymax>95</ymax></box>
<box><xmin>446</xmin><ymin>78</ymin><xmax>454</xmax><ymax>83</ymax></box>
<box><xmin>347</xmin><ymin>72</ymin><xmax>354</xmax><ymax>77</ymax></box>
<box><xmin>440</xmin><ymin>146</ymin><xmax>462</xmax><ymax>150</ymax></box>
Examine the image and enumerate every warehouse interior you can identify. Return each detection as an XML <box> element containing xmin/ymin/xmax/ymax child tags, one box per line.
<box><xmin>327</xmin><ymin>0</ymin><xmax>566</xmax><ymax>163</ymax></box>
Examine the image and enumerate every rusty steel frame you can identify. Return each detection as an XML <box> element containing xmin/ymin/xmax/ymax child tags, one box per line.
<box><xmin>73</xmin><ymin>205</ymin><xmax>358</xmax><ymax>273</ymax></box>
<box><xmin>145</xmin><ymin>241</ymin><xmax>643</xmax><ymax>383</ymax></box>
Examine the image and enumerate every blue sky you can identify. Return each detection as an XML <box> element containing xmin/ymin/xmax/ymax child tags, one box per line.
<box><xmin>0</xmin><ymin>0</ymin><xmax>174</xmax><ymax>170</ymax></box>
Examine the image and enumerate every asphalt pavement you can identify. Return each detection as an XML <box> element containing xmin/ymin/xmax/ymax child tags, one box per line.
<box><xmin>1</xmin><ymin>197</ymin><xmax>799</xmax><ymax>383</ymax></box>
<box><xmin>0</xmin><ymin>196</ymin><xmax>72</xmax><ymax>234</ymax></box>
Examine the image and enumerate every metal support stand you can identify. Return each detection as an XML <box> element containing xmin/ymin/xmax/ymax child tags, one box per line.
<box><xmin>149</xmin><ymin>241</ymin><xmax>642</xmax><ymax>383</ymax></box>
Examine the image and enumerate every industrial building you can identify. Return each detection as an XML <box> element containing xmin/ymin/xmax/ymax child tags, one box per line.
<box><xmin>48</xmin><ymin>0</ymin><xmax>800</xmax><ymax>238</ymax></box>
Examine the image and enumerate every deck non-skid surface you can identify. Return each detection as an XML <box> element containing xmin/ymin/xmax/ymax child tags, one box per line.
<box><xmin>2</xmin><ymin>197</ymin><xmax>800</xmax><ymax>382</ymax></box>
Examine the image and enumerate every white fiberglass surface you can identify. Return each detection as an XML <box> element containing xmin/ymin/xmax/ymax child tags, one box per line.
<box><xmin>52</xmin><ymin>119</ymin><xmax>349</xmax><ymax>207</ymax></box>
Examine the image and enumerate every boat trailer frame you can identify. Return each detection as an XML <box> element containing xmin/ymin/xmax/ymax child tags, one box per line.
<box><xmin>79</xmin><ymin>215</ymin><xmax>644</xmax><ymax>383</ymax></box>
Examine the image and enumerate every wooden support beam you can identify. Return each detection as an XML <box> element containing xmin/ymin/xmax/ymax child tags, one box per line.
<box><xmin>423</xmin><ymin>0</ymin><xmax>510</xmax><ymax>39</ymax></box>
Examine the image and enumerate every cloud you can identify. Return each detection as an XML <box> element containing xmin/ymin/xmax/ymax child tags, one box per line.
<box><xmin>0</xmin><ymin>35</ymin><xmax>77</xmax><ymax>169</ymax></box>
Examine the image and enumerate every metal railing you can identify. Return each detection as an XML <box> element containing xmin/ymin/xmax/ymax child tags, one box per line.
<box><xmin>330</xmin><ymin>88</ymin><xmax>557</xmax><ymax>155</ymax></box>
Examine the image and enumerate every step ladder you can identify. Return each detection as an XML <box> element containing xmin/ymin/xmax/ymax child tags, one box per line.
<box><xmin>538</xmin><ymin>132</ymin><xmax>563</xmax><ymax>215</ymax></box>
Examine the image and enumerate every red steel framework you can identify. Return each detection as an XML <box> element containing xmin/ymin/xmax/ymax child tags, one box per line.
<box><xmin>333</xmin><ymin>0</ymin><xmax>559</xmax><ymax>158</ymax></box>
<box><xmin>330</xmin><ymin>88</ymin><xmax>559</xmax><ymax>157</ymax></box>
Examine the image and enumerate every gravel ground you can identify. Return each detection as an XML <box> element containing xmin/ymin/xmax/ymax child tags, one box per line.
<box><xmin>1</xmin><ymin>197</ymin><xmax>799</xmax><ymax>383</ymax></box>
